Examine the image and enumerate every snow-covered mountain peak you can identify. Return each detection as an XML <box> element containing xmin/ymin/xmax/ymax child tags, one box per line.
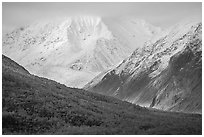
<box><xmin>3</xmin><ymin>16</ymin><xmax>162</xmax><ymax>88</ymax></box>
<box><xmin>66</xmin><ymin>16</ymin><xmax>112</xmax><ymax>52</ymax></box>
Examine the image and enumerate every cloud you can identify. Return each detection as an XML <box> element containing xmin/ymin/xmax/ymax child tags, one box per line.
<box><xmin>2</xmin><ymin>2</ymin><xmax>202</xmax><ymax>33</ymax></box>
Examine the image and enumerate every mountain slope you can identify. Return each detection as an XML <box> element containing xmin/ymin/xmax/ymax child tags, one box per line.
<box><xmin>2</xmin><ymin>16</ymin><xmax>161</xmax><ymax>88</ymax></box>
<box><xmin>2</xmin><ymin>55</ymin><xmax>202</xmax><ymax>135</ymax></box>
<box><xmin>85</xmin><ymin>22</ymin><xmax>202</xmax><ymax>113</ymax></box>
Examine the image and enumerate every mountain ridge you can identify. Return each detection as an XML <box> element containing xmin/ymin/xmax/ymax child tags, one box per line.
<box><xmin>84</xmin><ymin>21</ymin><xmax>202</xmax><ymax>113</ymax></box>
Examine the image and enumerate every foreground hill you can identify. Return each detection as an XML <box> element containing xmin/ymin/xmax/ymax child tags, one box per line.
<box><xmin>85</xmin><ymin>22</ymin><xmax>202</xmax><ymax>113</ymax></box>
<box><xmin>2</xmin><ymin>55</ymin><xmax>202</xmax><ymax>135</ymax></box>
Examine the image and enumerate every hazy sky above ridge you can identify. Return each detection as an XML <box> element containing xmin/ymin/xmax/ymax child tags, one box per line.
<box><xmin>2</xmin><ymin>2</ymin><xmax>202</xmax><ymax>34</ymax></box>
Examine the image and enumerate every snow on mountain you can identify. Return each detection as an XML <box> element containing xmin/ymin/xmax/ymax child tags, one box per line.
<box><xmin>2</xmin><ymin>16</ymin><xmax>161</xmax><ymax>88</ymax></box>
<box><xmin>85</xmin><ymin>21</ymin><xmax>202</xmax><ymax>113</ymax></box>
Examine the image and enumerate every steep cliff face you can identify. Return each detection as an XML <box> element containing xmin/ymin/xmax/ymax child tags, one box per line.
<box><xmin>85</xmin><ymin>22</ymin><xmax>202</xmax><ymax>113</ymax></box>
<box><xmin>3</xmin><ymin>16</ymin><xmax>160</xmax><ymax>88</ymax></box>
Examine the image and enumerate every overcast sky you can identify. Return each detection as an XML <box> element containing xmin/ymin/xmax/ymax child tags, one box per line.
<box><xmin>2</xmin><ymin>2</ymin><xmax>202</xmax><ymax>34</ymax></box>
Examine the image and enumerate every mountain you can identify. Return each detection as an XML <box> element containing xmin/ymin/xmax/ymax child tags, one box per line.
<box><xmin>2</xmin><ymin>55</ymin><xmax>202</xmax><ymax>134</ymax></box>
<box><xmin>2</xmin><ymin>16</ymin><xmax>161</xmax><ymax>88</ymax></box>
<box><xmin>84</xmin><ymin>21</ymin><xmax>202</xmax><ymax>113</ymax></box>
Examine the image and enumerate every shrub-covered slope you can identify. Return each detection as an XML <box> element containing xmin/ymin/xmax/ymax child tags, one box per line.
<box><xmin>2</xmin><ymin>55</ymin><xmax>202</xmax><ymax>135</ymax></box>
